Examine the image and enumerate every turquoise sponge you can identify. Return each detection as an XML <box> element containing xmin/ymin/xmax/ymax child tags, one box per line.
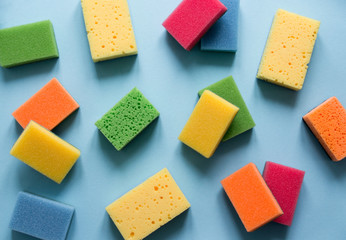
<box><xmin>95</xmin><ymin>87</ymin><xmax>160</xmax><ymax>150</ymax></box>
<box><xmin>198</xmin><ymin>76</ymin><xmax>255</xmax><ymax>141</ymax></box>
<box><xmin>0</xmin><ymin>20</ymin><xmax>59</xmax><ymax>68</ymax></box>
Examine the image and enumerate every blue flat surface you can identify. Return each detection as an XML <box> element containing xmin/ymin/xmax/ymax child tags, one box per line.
<box><xmin>0</xmin><ymin>0</ymin><xmax>345</xmax><ymax>239</ymax></box>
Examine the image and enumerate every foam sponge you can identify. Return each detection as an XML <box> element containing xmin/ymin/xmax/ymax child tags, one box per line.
<box><xmin>179</xmin><ymin>90</ymin><xmax>238</xmax><ymax>158</ymax></box>
<box><xmin>10</xmin><ymin>121</ymin><xmax>80</xmax><ymax>184</ymax></box>
<box><xmin>12</xmin><ymin>78</ymin><xmax>79</xmax><ymax>130</ymax></box>
<box><xmin>81</xmin><ymin>0</ymin><xmax>137</xmax><ymax>62</ymax></box>
<box><xmin>10</xmin><ymin>192</ymin><xmax>74</xmax><ymax>240</ymax></box>
<box><xmin>201</xmin><ymin>0</ymin><xmax>239</xmax><ymax>52</ymax></box>
<box><xmin>199</xmin><ymin>76</ymin><xmax>255</xmax><ymax>140</ymax></box>
<box><xmin>303</xmin><ymin>97</ymin><xmax>346</xmax><ymax>161</ymax></box>
<box><xmin>0</xmin><ymin>20</ymin><xmax>58</xmax><ymax>68</ymax></box>
<box><xmin>257</xmin><ymin>9</ymin><xmax>320</xmax><ymax>90</ymax></box>
<box><xmin>221</xmin><ymin>163</ymin><xmax>283</xmax><ymax>232</ymax></box>
<box><xmin>263</xmin><ymin>161</ymin><xmax>305</xmax><ymax>226</ymax></box>
<box><xmin>106</xmin><ymin>168</ymin><xmax>190</xmax><ymax>240</ymax></box>
<box><xmin>163</xmin><ymin>0</ymin><xmax>227</xmax><ymax>51</ymax></box>
<box><xmin>95</xmin><ymin>87</ymin><xmax>159</xmax><ymax>150</ymax></box>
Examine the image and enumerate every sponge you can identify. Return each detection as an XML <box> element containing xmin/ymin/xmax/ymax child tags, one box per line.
<box><xmin>221</xmin><ymin>163</ymin><xmax>283</xmax><ymax>232</ymax></box>
<box><xmin>257</xmin><ymin>9</ymin><xmax>320</xmax><ymax>90</ymax></box>
<box><xmin>303</xmin><ymin>97</ymin><xmax>346</xmax><ymax>161</ymax></box>
<box><xmin>163</xmin><ymin>0</ymin><xmax>227</xmax><ymax>51</ymax></box>
<box><xmin>12</xmin><ymin>78</ymin><xmax>79</xmax><ymax>130</ymax></box>
<box><xmin>179</xmin><ymin>90</ymin><xmax>239</xmax><ymax>158</ymax></box>
<box><xmin>10</xmin><ymin>121</ymin><xmax>80</xmax><ymax>184</ymax></box>
<box><xmin>81</xmin><ymin>0</ymin><xmax>137</xmax><ymax>62</ymax></box>
<box><xmin>263</xmin><ymin>161</ymin><xmax>305</xmax><ymax>226</ymax></box>
<box><xmin>201</xmin><ymin>0</ymin><xmax>239</xmax><ymax>52</ymax></box>
<box><xmin>199</xmin><ymin>76</ymin><xmax>255</xmax><ymax>140</ymax></box>
<box><xmin>0</xmin><ymin>20</ymin><xmax>59</xmax><ymax>68</ymax></box>
<box><xmin>106</xmin><ymin>168</ymin><xmax>190</xmax><ymax>240</ymax></box>
<box><xmin>95</xmin><ymin>88</ymin><xmax>159</xmax><ymax>151</ymax></box>
<box><xmin>9</xmin><ymin>191</ymin><xmax>74</xmax><ymax>240</ymax></box>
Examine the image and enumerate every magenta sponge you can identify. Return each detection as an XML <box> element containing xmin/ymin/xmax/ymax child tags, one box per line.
<box><xmin>263</xmin><ymin>161</ymin><xmax>305</xmax><ymax>226</ymax></box>
<box><xmin>163</xmin><ymin>0</ymin><xmax>227</xmax><ymax>51</ymax></box>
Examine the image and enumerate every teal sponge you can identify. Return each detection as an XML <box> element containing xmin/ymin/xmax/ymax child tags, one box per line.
<box><xmin>95</xmin><ymin>88</ymin><xmax>160</xmax><ymax>150</ymax></box>
<box><xmin>198</xmin><ymin>76</ymin><xmax>255</xmax><ymax>141</ymax></box>
<box><xmin>0</xmin><ymin>20</ymin><xmax>59</xmax><ymax>68</ymax></box>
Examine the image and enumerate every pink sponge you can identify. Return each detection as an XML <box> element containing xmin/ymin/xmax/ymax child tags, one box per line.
<box><xmin>162</xmin><ymin>0</ymin><xmax>227</xmax><ymax>51</ymax></box>
<box><xmin>263</xmin><ymin>161</ymin><xmax>305</xmax><ymax>226</ymax></box>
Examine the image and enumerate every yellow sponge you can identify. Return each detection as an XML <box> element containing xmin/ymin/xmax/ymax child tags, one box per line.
<box><xmin>179</xmin><ymin>90</ymin><xmax>239</xmax><ymax>158</ymax></box>
<box><xmin>106</xmin><ymin>168</ymin><xmax>190</xmax><ymax>240</ymax></box>
<box><xmin>81</xmin><ymin>0</ymin><xmax>137</xmax><ymax>62</ymax></box>
<box><xmin>257</xmin><ymin>9</ymin><xmax>320</xmax><ymax>90</ymax></box>
<box><xmin>10</xmin><ymin>121</ymin><xmax>80</xmax><ymax>184</ymax></box>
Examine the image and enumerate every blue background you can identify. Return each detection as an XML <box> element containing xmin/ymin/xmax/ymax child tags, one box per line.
<box><xmin>0</xmin><ymin>0</ymin><xmax>345</xmax><ymax>239</ymax></box>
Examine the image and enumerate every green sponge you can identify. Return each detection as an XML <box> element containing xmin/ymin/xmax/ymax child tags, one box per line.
<box><xmin>0</xmin><ymin>20</ymin><xmax>59</xmax><ymax>68</ymax></box>
<box><xmin>95</xmin><ymin>88</ymin><xmax>160</xmax><ymax>150</ymax></box>
<box><xmin>198</xmin><ymin>76</ymin><xmax>255</xmax><ymax>141</ymax></box>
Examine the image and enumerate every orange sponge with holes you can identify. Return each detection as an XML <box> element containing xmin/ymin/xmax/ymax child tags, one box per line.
<box><xmin>303</xmin><ymin>97</ymin><xmax>346</xmax><ymax>161</ymax></box>
<box><xmin>12</xmin><ymin>78</ymin><xmax>79</xmax><ymax>130</ymax></box>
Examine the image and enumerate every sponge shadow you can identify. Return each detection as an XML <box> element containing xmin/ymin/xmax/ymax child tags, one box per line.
<box><xmin>52</xmin><ymin>109</ymin><xmax>80</xmax><ymax>136</ymax></box>
<box><xmin>103</xmin><ymin>213</ymin><xmax>123</xmax><ymax>240</ymax></box>
<box><xmin>11</xmin><ymin>231</ymin><xmax>38</xmax><ymax>240</ymax></box>
<box><xmin>94</xmin><ymin>55</ymin><xmax>137</xmax><ymax>80</ymax></box>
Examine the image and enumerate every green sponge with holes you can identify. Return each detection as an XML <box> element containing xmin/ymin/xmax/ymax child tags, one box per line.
<box><xmin>0</xmin><ymin>20</ymin><xmax>59</xmax><ymax>68</ymax></box>
<box><xmin>95</xmin><ymin>87</ymin><xmax>160</xmax><ymax>150</ymax></box>
<box><xmin>198</xmin><ymin>76</ymin><xmax>255</xmax><ymax>141</ymax></box>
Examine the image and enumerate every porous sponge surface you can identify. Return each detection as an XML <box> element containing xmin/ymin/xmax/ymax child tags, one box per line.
<box><xmin>0</xmin><ymin>20</ymin><xmax>59</xmax><ymax>68</ymax></box>
<box><xmin>303</xmin><ymin>97</ymin><xmax>346</xmax><ymax>161</ymax></box>
<box><xmin>201</xmin><ymin>0</ymin><xmax>239</xmax><ymax>52</ymax></box>
<box><xmin>81</xmin><ymin>0</ymin><xmax>137</xmax><ymax>62</ymax></box>
<box><xmin>199</xmin><ymin>76</ymin><xmax>255</xmax><ymax>140</ymax></box>
<box><xmin>95</xmin><ymin>87</ymin><xmax>159</xmax><ymax>151</ymax></box>
<box><xmin>162</xmin><ymin>0</ymin><xmax>227</xmax><ymax>51</ymax></box>
<box><xmin>179</xmin><ymin>90</ymin><xmax>239</xmax><ymax>158</ymax></box>
<box><xmin>263</xmin><ymin>161</ymin><xmax>305</xmax><ymax>226</ymax></box>
<box><xmin>106</xmin><ymin>168</ymin><xmax>190</xmax><ymax>240</ymax></box>
<box><xmin>221</xmin><ymin>163</ymin><xmax>283</xmax><ymax>232</ymax></box>
<box><xmin>10</xmin><ymin>192</ymin><xmax>74</xmax><ymax>240</ymax></box>
<box><xmin>10</xmin><ymin>121</ymin><xmax>80</xmax><ymax>184</ymax></box>
<box><xmin>257</xmin><ymin>9</ymin><xmax>320</xmax><ymax>90</ymax></box>
<box><xmin>12</xmin><ymin>78</ymin><xmax>79</xmax><ymax>130</ymax></box>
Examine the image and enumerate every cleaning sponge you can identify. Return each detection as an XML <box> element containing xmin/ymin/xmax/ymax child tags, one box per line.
<box><xmin>303</xmin><ymin>97</ymin><xmax>346</xmax><ymax>161</ymax></box>
<box><xmin>9</xmin><ymin>191</ymin><xmax>74</xmax><ymax>240</ymax></box>
<box><xmin>201</xmin><ymin>0</ymin><xmax>239</xmax><ymax>52</ymax></box>
<box><xmin>95</xmin><ymin>87</ymin><xmax>159</xmax><ymax>150</ymax></box>
<box><xmin>10</xmin><ymin>121</ymin><xmax>80</xmax><ymax>184</ymax></box>
<box><xmin>12</xmin><ymin>78</ymin><xmax>79</xmax><ymax>130</ymax></box>
<box><xmin>0</xmin><ymin>20</ymin><xmax>59</xmax><ymax>68</ymax></box>
<box><xmin>163</xmin><ymin>0</ymin><xmax>227</xmax><ymax>51</ymax></box>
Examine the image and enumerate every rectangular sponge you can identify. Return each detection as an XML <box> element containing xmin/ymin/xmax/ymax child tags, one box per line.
<box><xmin>201</xmin><ymin>0</ymin><xmax>239</xmax><ymax>52</ymax></box>
<box><xmin>257</xmin><ymin>9</ymin><xmax>320</xmax><ymax>90</ymax></box>
<box><xmin>199</xmin><ymin>76</ymin><xmax>255</xmax><ymax>140</ymax></box>
<box><xmin>221</xmin><ymin>163</ymin><xmax>283</xmax><ymax>232</ymax></box>
<box><xmin>106</xmin><ymin>168</ymin><xmax>190</xmax><ymax>240</ymax></box>
<box><xmin>95</xmin><ymin>87</ymin><xmax>159</xmax><ymax>151</ymax></box>
<box><xmin>12</xmin><ymin>78</ymin><xmax>79</xmax><ymax>130</ymax></box>
<box><xmin>0</xmin><ymin>20</ymin><xmax>58</xmax><ymax>68</ymax></box>
<box><xmin>10</xmin><ymin>192</ymin><xmax>74</xmax><ymax>240</ymax></box>
<box><xmin>10</xmin><ymin>121</ymin><xmax>80</xmax><ymax>184</ymax></box>
<box><xmin>263</xmin><ymin>161</ymin><xmax>305</xmax><ymax>226</ymax></box>
<box><xmin>163</xmin><ymin>0</ymin><xmax>227</xmax><ymax>51</ymax></box>
<box><xmin>303</xmin><ymin>97</ymin><xmax>346</xmax><ymax>161</ymax></box>
<box><xmin>81</xmin><ymin>0</ymin><xmax>137</xmax><ymax>62</ymax></box>
<box><xmin>179</xmin><ymin>90</ymin><xmax>239</xmax><ymax>158</ymax></box>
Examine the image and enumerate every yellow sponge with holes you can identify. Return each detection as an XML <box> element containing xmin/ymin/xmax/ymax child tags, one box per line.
<box><xmin>106</xmin><ymin>168</ymin><xmax>190</xmax><ymax>240</ymax></box>
<box><xmin>81</xmin><ymin>0</ymin><xmax>137</xmax><ymax>62</ymax></box>
<box><xmin>257</xmin><ymin>9</ymin><xmax>320</xmax><ymax>90</ymax></box>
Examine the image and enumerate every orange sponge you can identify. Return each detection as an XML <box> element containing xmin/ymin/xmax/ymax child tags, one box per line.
<box><xmin>303</xmin><ymin>97</ymin><xmax>346</xmax><ymax>161</ymax></box>
<box><xmin>221</xmin><ymin>163</ymin><xmax>283</xmax><ymax>232</ymax></box>
<box><xmin>12</xmin><ymin>78</ymin><xmax>79</xmax><ymax>130</ymax></box>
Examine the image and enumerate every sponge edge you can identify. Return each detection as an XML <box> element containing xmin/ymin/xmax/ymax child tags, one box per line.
<box><xmin>10</xmin><ymin>192</ymin><xmax>74</xmax><ymax>240</ymax></box>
